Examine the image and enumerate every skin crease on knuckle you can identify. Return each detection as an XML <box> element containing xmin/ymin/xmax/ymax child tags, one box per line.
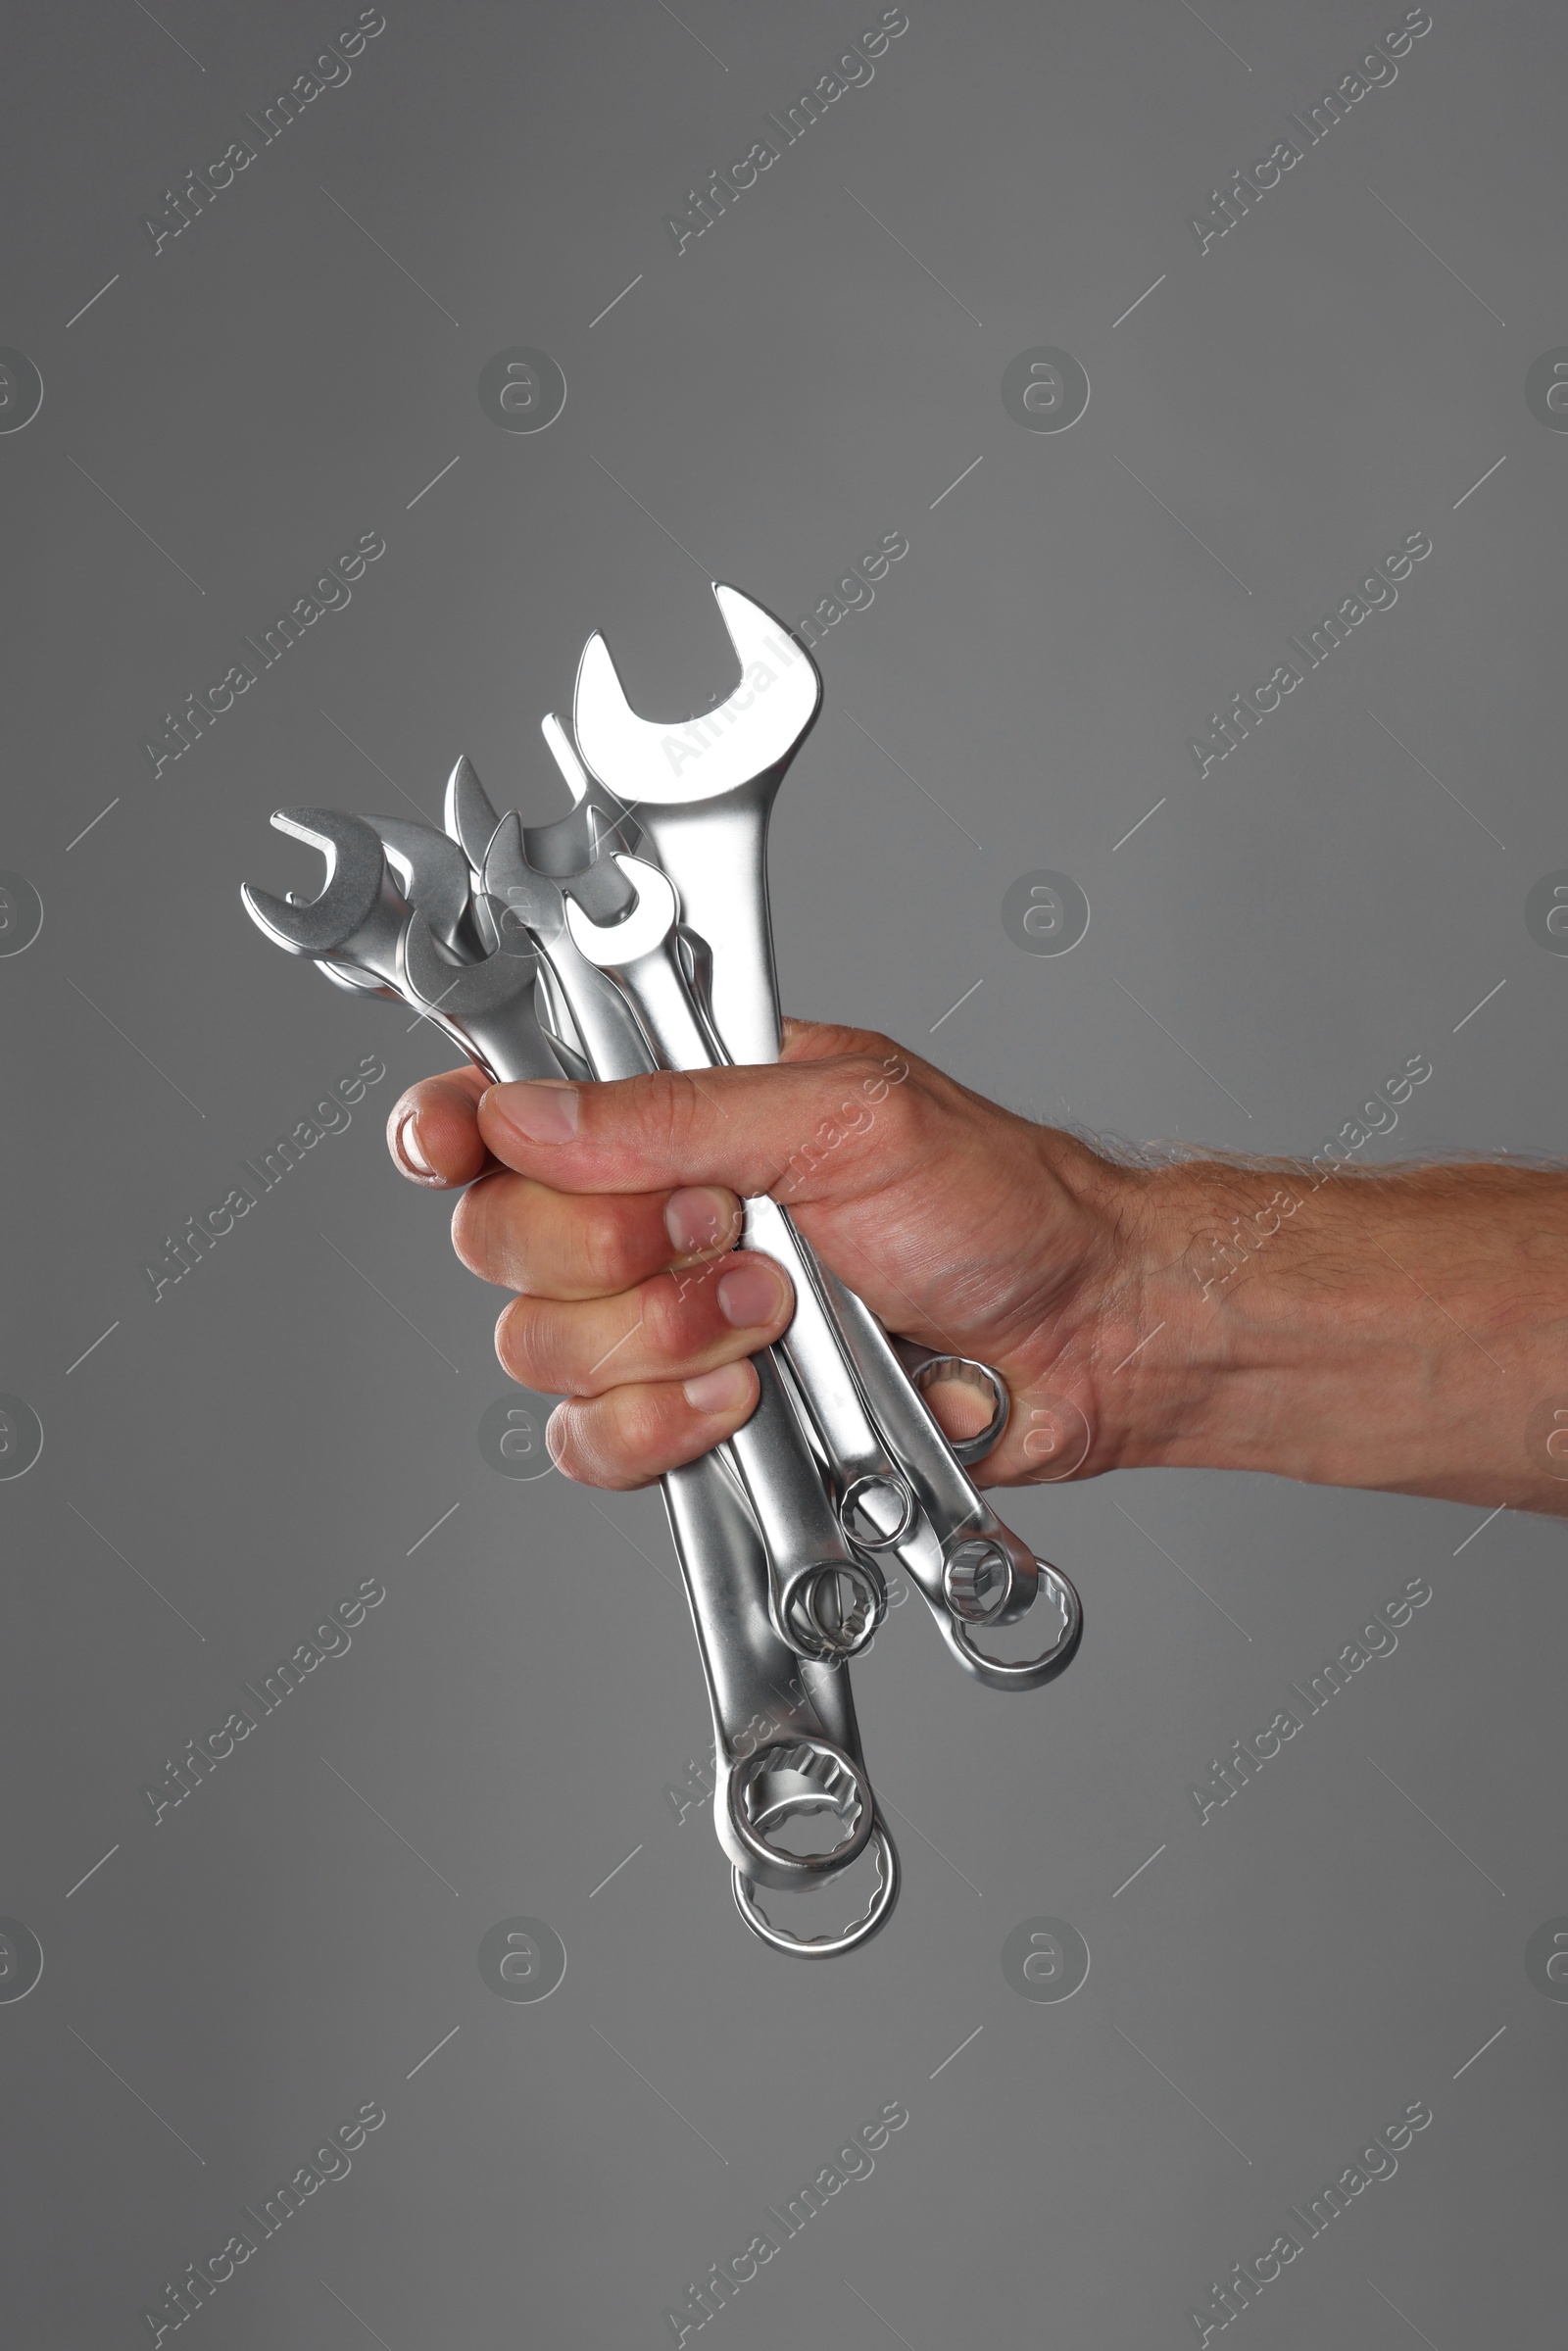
<box><xmin>493</xmin><ymin>1293</ymin><xmax>582</xmax><ymax>1396</ymax></box>
<box><xmin>450</xmin><ymin>1169</ymin><xmax>656</xmax><ymax>1299</ymax></box>
<box><xmin>551</xmin><ymin>1373</ymin><xmax>757</xmax><ymax>1492</ymax></box>
<box><xmin>496</xmin><ymin>1256</ymin><xmax>785</xmax><ymax>1397</ymax></box>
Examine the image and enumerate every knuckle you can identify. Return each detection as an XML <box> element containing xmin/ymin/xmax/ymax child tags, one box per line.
<box><xmin>573</xmin><ymin>1199</ymin><xmax>644</xmax><ymax>1295</ymax></box>
<box><xmin>628</xmin><ymin>1276</ymin><xmax>675</xmax><ymax>1362</ymax></box>
<box><xmin>640</xmin><ymin>1070</ymin><xmax>706</xmax><ymax>1161</ymax></box>
<box><xmin>842</xmin><ymin>1050</ymin><xmax>893</xmax><ymax>1100</ymax></box>
<box><xmin>606</xmin><ymin>1067</ymin><xmax>706</xmax><ymax>1164</ymax></box>
<box><xmin>609</xmin><ymin>1381</ymin><xmax>681</xmax><ymax>1468</ymax></box>
<box><xmin>563</xmin><ymin>1394</ymin><xmax>659</xmax><ymax>1492</ymax></box>
<box><xmin>494</xmin><ymin>1298</ymin><xmax>561</xmax><ymax>1388</ymax></box>
<box><xmin>637</xmin><ymin>1269</ymin><xmax>706</xmax><ymax>1362</ymax></box>
<box><xmin>542</xmin><ymin>1401</ymin><xmax>596</xmax><ymax>1487</ymax></box>
<box><xmin>451</xmin><ymin>1171</ymin><xmax>516</xmax><ymax>1284</ymax></box>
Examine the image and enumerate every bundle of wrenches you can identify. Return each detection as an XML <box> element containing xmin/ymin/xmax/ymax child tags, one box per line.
<box><xmin>243</xmin><ymin>584</ymin><xmax>1082</xmax><ymax>1956</ymax></box>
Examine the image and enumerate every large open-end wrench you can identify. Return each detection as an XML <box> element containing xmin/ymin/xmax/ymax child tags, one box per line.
<box><xmin>569</xmin><ymin>591</ymin><xmax>1086</xmax><ymax>1685</ymax></box>
<box><xmin>572</xmin><ymin>583</ymin><xmax>819</xmax><ymax>1068</ymax></box>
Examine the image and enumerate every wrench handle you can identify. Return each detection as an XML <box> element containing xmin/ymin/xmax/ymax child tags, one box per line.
<box><xmin>604</xmin><ymin>943</ymin><xmax>918</xmax><ymax>1525</ymax></box>
<box><xmin>532</xmin><ymin>924</ymin><xmax>883</xmax><ymax>1656</ymax></box>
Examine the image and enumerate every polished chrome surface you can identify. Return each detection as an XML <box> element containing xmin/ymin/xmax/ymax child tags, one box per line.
<box><xmin>565</xmin><ymin>854</ymin><xmax>921</xmax><ymax>1566</ymax></box>
<box><xmin>572</xmin><ymin>584</ymin><xmax>821</xmax><ymax>1066</ymax></box>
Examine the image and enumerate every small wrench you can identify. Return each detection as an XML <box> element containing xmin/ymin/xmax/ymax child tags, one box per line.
<box><xmin>443</xmin><ymin>741</ymin><xmax>634</xmax><ymax>1060</ymax></box>
<box><xmin>563</xmin><ymin>854</ymin><xmax>922</xmax><ymax>1566</ymax></box>
<box><xmin>564</xmin><ymin>855</ymin><xmax>1082</xmax><ymax>1687</ymax></box>
<box><xmin>368</xmin><ymin>814</ymin><xmax>487</xmax><ymax>960</ymax></box>
<box><xmin>483</xmin><ymin>836</ymin><xmax>888</xmax><ymax>1663</ymax></box>
<box><xmin>241</xmin><ymin>809</ymin><xmax>564</xmax><ymax>1083</ymax></box>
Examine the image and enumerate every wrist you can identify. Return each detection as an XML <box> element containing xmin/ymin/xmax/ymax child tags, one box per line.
<box><xmin>1074</xmin><ymin>1152</ymin><xmax>1568</xmax><ymax>1512</ymax></box>
<box><xmin>1095</xmin><ymin>1156</ymin><xmax>1347</xmax><ymax>1477</ymax></box>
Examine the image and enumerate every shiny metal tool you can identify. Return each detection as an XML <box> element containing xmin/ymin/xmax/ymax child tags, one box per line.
<box><xmin>242</xmin><ymin>809</ymin><xmax>563</xmax><ymax>1084</ymax></box>
<box><xmin>368</xmin><ymin>814</ymin><xmax>487</xmax><ymax>961</ymax></box>
<box><xmin>731</xmin><ymin>1644</ymin><xmax>900</xmax><ymax>1958</ymax></box>
<box><xmin>470</xmin><ymin>835</ymin><xmax>889</xmax><ymax>1665</ymax></box>
<box><xmin>395</xmin><ymin>845</ymin><xmax>894</xmax><ymax>1917</ymax></box>
<box><xmin>572</xmin><ymin>583</ymin><xmax>819</xmax><ymax>1067</ymax></box>
<box><xmin>562</xmin><ymin>850</ymin><xmax>921</xmax><ymax>1567</ymax></box>
<box><xmin>662</xmin><ymin>1450</ymin><xmax>886</xmax><ymax>1901</ymax></box>
<box><xmin>561</xmin><ymin>841</ymin><xmax>1081</xmax><ymax>1690</ymax></box>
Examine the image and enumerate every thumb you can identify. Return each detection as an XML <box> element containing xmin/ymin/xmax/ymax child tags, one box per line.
<box><xmin>474</xmin><ymin>1042</ymin><xmax>923</xmax><ymax>1205</ymax></box>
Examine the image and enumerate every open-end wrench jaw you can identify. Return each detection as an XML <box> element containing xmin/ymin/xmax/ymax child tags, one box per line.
<box><xmin>572</xmin><ymin>583</ymin><xmax>821</xmax><ymax>806</ymax></box>
<box><xmin>571</xmin><ymin>585</ymin><xmax>823</xmax><ymax>1069</ymax></box>
<box><xmin>368</xmin><ymin>815</ymin><xmax>484</xmax><ymax>958</ymax></box>
<box><xmin>401</xmin><ymin>904</ymin><xmax>568</xmax><ymax>1085</ymax></box>
<box><xmin>479</xmin><ymin>816</ymin><xmax>676</xmax><ymax>1086</ymax></box>
<box><xmin>401</xmin><ymin>904</ymin><xmax>538</xmax><ymax>1016</ymax></box>
<box><xmin>525</xmin><ymin>715</ymin><xmax>642</xmax><ymax>901</ymax></box>
<box><xmin>240</xmin><ymin>808</ymin><xmax>406</xmax><ymax>981</ymax></box>
<box><xmin>563</xmin><ymin>854</ymin><xmax>676</xmax><ymax>962</ymax></box>
<box><xmin>443</xmin><ymin>754</ymin><xmax>503</xmax><ymax>875</ymax></box>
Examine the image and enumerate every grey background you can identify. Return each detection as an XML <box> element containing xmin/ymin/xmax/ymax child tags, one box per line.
<box><xmin>3</xmin><ymin>1</ymin><xmax>1565</xmax><ymax>2343</ymax></box>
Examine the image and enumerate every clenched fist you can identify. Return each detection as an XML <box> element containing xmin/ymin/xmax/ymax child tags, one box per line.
<box><xmin>387</xmin><ymin>1017</ymin><xmax>1568</xmax><ymax>1518</ymax></box>
<box><xmin>384</xmin><ymin>1019</ymin><xmax>1142</xmax><ymax>1491</ymax></box>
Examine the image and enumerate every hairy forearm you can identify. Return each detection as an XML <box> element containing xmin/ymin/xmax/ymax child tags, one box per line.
<box><xmin>1081</xmin><ymin>1154</ymin><xmax>1568</xmax><ymax>1516</ymax></box>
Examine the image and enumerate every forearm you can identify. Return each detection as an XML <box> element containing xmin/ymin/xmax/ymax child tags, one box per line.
<box><xmin>1083</xmin><ymin>1155</ymin><xmax>1568</xmax><ymax>1516</ymax></box>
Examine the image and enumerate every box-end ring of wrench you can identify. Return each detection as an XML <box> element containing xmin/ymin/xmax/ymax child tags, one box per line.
<box><xmin>732</xmin><ymin>1651</ymin><xmax>900</xmax><ymax>1957</ymax></box>
<box><xmin>896</xmin><ymin>1346</ymin><xmax>1011</xmax><ymax>1467</ymax></box>
<box><xmin>662</xmin><ymin>1452</ymin><xmax>880</xmax><ymax>1896</ymax></box>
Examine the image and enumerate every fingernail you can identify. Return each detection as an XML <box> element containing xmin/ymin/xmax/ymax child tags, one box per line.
<box><xmin>393</xmin><ymin>1110</ymin><xmax>437</xmax><ymax>1179</ymax></box>
<box><xmin>716</xmin><ymin>1263</ymin><xmax>784</xmax><ymax>1329</ymax></box>
<box><xmin>665</xmin><ymin>1186</ymin><xmax>739</xmax><ymax>1258</ymax></box>
<box><xmin>683</xmin><ymin>1362</ymin><xmax>755</xmax><ymax>1416</ymax></box>
<box><xmin>490</xmin><ymin>1080</ymin><xmax>580</xmax><ymax>1145</ymax></box>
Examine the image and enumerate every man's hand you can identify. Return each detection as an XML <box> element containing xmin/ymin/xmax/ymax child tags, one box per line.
<box><xmin>387</xmin><ymin>1017</ymin><xmax>1568</xmax><ymax>1517</ymax></box>
<box><xmin>384</xmin><ymin>1019</ymin><xmax>1139</xmax><ymax>1490</ymax></box>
